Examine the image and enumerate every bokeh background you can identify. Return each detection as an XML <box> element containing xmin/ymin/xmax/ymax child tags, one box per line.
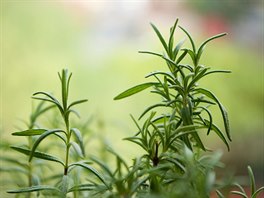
<box><xmin>1</xmin><ymin>0</ymin><xmax>263</xmax><ymax>196</ymax></box>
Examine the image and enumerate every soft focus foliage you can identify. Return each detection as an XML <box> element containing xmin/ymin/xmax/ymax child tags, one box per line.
<box><xmin>1</xmin><ymin>1</ymin><xmax>263</xmax><ymax>197</ymax></box>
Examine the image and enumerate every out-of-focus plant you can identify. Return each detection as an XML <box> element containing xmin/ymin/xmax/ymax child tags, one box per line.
<box><xmin>7</xmin><ymin>69</ymin><xmax>109</xmax><ymax>197</ymax></box>
<box><xmin>229</xmin><ymin>166</ymin><xmax>264</xmax><ymax>198</ymax></box>
<box><xmin>0</xmin><ymin>101</ymin><xmax>54</xmax><ymax>197</ymax></box>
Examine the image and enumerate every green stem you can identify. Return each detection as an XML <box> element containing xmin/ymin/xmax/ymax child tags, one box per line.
<box><xmin>152</xmin><ymin>141</ymin><xmax>159</xmax><ymax>167</ymax></box>
<box><xmin>64</xmin><ymin>126</ymin><xmax>71</xmax><ymax>175</ymax></box>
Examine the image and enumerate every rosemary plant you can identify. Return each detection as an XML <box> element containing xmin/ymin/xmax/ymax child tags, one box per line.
<box><xmin>115</xmin><ymin>18</ymin><xmax>231</xmax><ymax>152</ymax></box>
<box><xmin>8</xmin><ymin>69</ymin><xmax>108</xmax><ymax>197</ymax></box>
<box><xmin>114</xmin><ymin>18</ymin><xmax>231</xmax><ymax>196</ymax></box>
<box><xmin>0</xmin><ymin>101</ymin><xmax>54</xmax><ymax>197</ymax></box>
<box><xmin>5</xmin><ymin>19</ymin><xmax>263</xmax><ymax>198</ymax></box>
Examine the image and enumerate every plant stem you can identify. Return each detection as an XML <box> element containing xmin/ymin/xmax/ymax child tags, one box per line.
<box><xmin>152</xmin><ymin>141</ymin><xmax>159</xmax><ymax>167</ymax></box>
<box><xmin>64</xmin><ymin>125</ymin><xmax>70</xmax><ymax>175</ymax></box>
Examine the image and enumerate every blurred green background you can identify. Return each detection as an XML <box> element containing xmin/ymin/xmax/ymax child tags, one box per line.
<box><xmin>1</xmin><ymin>0</ymin><xmax>263</xmax><ymax>195</ymax></box>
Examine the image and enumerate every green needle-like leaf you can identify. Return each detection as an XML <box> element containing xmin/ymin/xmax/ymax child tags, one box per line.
<box><xmin>252</xmin><ymin>187</ymin><xmax>264</xmax><ymax>198</ymax></box>
<box><xmin>182</xmin><ymin>49</ymin><xmax>196</xmax><ymax>65</ymax></box>
<box><xmin>204</xmin><ymin>120</ymin><xmax>230</xmax><ymax>151</ymax></box>
<box><xmin>70</xmin><ymin>142</ymin><xmax>84</xmax><ymax>158</ymax></box>
<box><xmin>69</xmin><ymin>162</ymin><xmax>108</xmax><ymax>188</ymax></box>
<box><xmin>173</xmin><ymin>39</ymin><xmax>185</xmax><ymax>61</ymax></box>
<box><xmin>29</xmin><ymin>129</ymin><xmax>65</xmax><ymax>162</ymax></box>
<box><xmin>131</xmin><ymin>177</ymin><xmax>149</xmax><ymax>194</ymax></box>
<box><xmin>195</xmin><ymin>88</ymin><xmax>231</xmax><ymax>141</ymax></box>
<box><xmin>91</xmin><ymin>156</ymin><xmax>114</xmax><ymax>177</ymax></box>
<box><xmin>71</xmin><ymin>128</ymin><xmax>85</xmax><ymax>156</ymax></box>
<box><xmin>168</xmin><ymin>19</ymin><xmax>179</xmax><ymax>58</ymax></box>
<box><xmin>68</xmin><ymin>99</ymin><xmax>88</xmax><ymax>109</ymax></box>
<box><xmin>124</xmin><ymin>136</ymin><xmax>148</xmax><ymax>152</ymax></box>
<box><xmin>114</xmin><ymin>82</ymin><xmax>158</xmax><ymax>100</ymax></box>
<box><xmin>196</xmin><ymin>33</ymin><xmax>227</xmax><ymax>63</ymax></box>
<box><xmin>215</xmin><ymin>190</ymin><xmax>225</xmax><ymax>198</ymax></box>
<box><xmin>11</xmin><ymin>146</ymin><xmax>65</xmax><ymax>166</ymax></box>
<box><xmin>176</xmin><ymin>49</ymin><xmax>188</xmax><ymax>64</ymax></box>
<box><xmin>32</xmin><ymin>92</ymin><xmax>64</xmax><ymax>115</ymax></box>
<box><xmin>68</xmin><ymin>184</ymin><xmax>96</xmax><ymax>192</ymax></box>
<box><xmin>33</xmin><ymin>92</ymin><xmax>61</xmax><ymax>107</ymax></box>
<box><xmin>145</xmin><ymin>71</ymin><xmax>174</xmax><ymax>80</ymax></box>
<box><xmin>150</xmin><ymin>22</ymin><xmax>169</xmax><ymax>54</ymax></box>
<box><xmin>179</xmin><ymin>26</ymin><xmax>196</xmax><ymax>53</ymax></box>
<box><xmin>247</xmin><ymin>166</ymin><xmax>256</xmax><ymax>195</ymax></box>
<box><xmin>7</xmin><ymin>185</ymin><xmax>61</xmax><ymax>194</ymax></box>
<box><xmin>139</xmin><ymin>103</ymin><xmax>168</xmax><ymax>120</ymax></box>
<box><xmin>12</xmin><ymin>129</ymin><xmax>46</xmax><ymax>136</ymax></box>
<box><xmin>187</xmin><ymin>68</ymin><xmax>208</xmax><ymax>91</ymax></box>
<box><xmin>231</xmin><ymin>191</ymin><xmax>247</xmax><ymax>198</ymax></box>
<box><xmin>203</xmin><ymin>70</ymin><xmax>231</xmax><ymax>77</ymax></box>
<box><xmin>59</xmin><ymin>69</ymin><xmax>71</xmax><ymax>110</ymax></box>
<box><xmin>196</xmin><ymin>107</ymin><xmax>213</xmax><ymax>135</ymax></box>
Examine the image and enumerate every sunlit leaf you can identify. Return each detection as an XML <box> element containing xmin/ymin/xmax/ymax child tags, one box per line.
<box><xmin>181</xmin><ymin>49</ymin><xmax>196</xmax><ymax>65</ymax></box>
